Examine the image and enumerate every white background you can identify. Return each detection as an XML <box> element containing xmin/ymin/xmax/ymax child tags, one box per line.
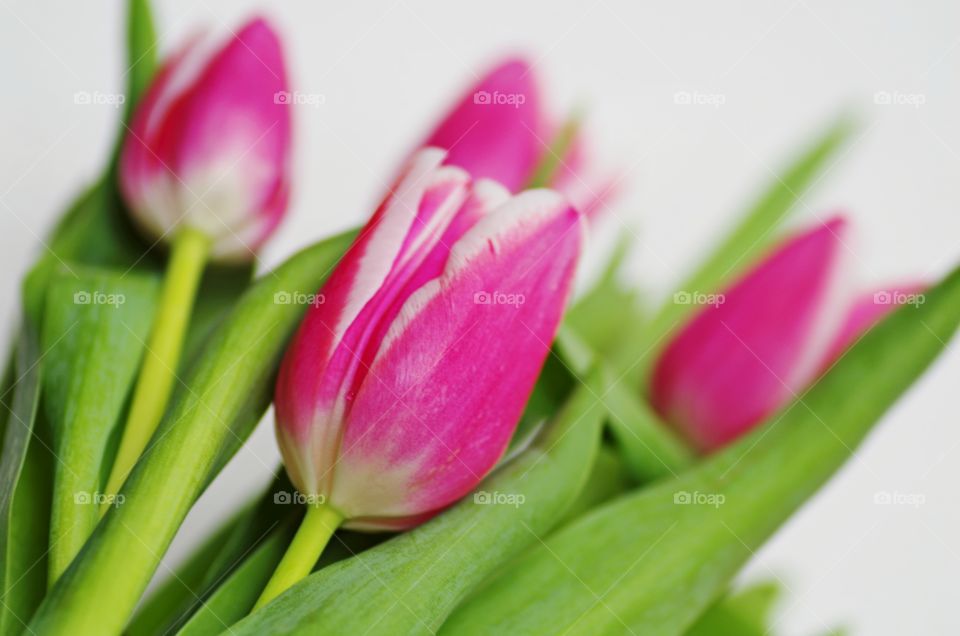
<box><xmin>2</xmin><ymin>1</ymin><xmax>959</xmax><ymax>633</ymax></box>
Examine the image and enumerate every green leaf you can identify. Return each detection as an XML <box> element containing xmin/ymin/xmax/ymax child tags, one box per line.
<box><xmin>28</xmin><ymin>230</ymin><xmax>356</xmax><ymax>636</ymax></box>
<box><xmin>555</xmin><ymin>328</ymin><xmax>692</xmax><ymax>483</ymax></box>
<box><xmin>557</xmin><ymin>444</ymin><xmax>634</xmax><ymax>527</ymax></box>
<box><xmin>603</xmin><ymin>379</ymin><xmax>692</xmax><ymax>482</ymax></box>
<box><xmin>131</xmin><ymin>473</ymin><xmax>385</xmax><ymax>636</ymax></box>
<box><xmin>176</xmin><ymin>521</ymin><xmax>296</xmax><ymax>636</ymax></box>
<box><xmin>643</xmin><ymin>116</ymin><xmax>855</xmax><ymax>368</ymax></box>
<box><xmin>686</xmin><ymin>580</ymin><xmax>781</xmax><ymax>636</ymax></box>
<box><xmin>0</xmin><ymin>314</ymin><xmax>49</xmax><ymax>634</ymax></box>
<box><xmin>0</xmin><ymin>350</ymin><xmax>16</xmax><ymax>460</ymax></box>
<box><xmin>441</xmin><ymin>262</ymin><xmax>960</xmax><ymax>635</ymax></box>
<box><xmin>126</xmin><ymin>507</ymin><xmax>246</xmax><ymax>636</ymax></box>
<box><xmin>565</xmin><ymin>235</ymin><xmax>646</xmax><ymax>356</ymax></box>
<box><xmin>41</xmin><ymin>267</ymin><xmax>159</xmax><ymax>584</ymax></box>
<box><xmin>228</xmin><ymin>370</ymin><xmax>608</xmax><ymax>635</ymax></box>
<box><xmin>124</xmin><ymin>0</ymin><xmax>158</xmax><ymax>121</ymax></box>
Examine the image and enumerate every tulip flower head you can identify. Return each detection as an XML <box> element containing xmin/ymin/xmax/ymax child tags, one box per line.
<box><xmin>102</xmin><ymin>17</ymin><xmax>292</xmax><ymax>516</ymax></box>
<box><xmin>275</xmin><ymin>147</ymin><xmax>584</xmax><ymax>531</ymax></box>
<box><xmin>422</xmin><ymin>57</ymin><xmax>609</xmax><ymax>216</ymax></box>
<box><xmin>120</xmin><ymin>17</ymin><xmax>291</xmax><ymax>262</ymax></box>
<box><xmin>651</xmin><ymin>216</ymin><xmax>924</xmax><ymax>452</ymax></box>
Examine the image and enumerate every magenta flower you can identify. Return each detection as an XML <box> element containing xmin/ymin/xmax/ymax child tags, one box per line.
<box><xmin>274</xmin><ymin>148</ymin><xmax>583</xmax><ymax>531</ymax></box>
<box><xmin>102</xmin><ymin>17</ymin><xmax>291</xmax><ymax>512</ymax></box>
<box><xmin>119</xmin><ymin>17</ymin><xmax>291</xmax><ymax>262</ymax></box>
<box><xmin>651</xmin><ymin>216</ymin><xmax>925</xmax><ymax>452</ymax></box>
<box><xmin>421</xmin><ymin>57</ymin><xmax>608</xmax><ymax>216</ymax></box>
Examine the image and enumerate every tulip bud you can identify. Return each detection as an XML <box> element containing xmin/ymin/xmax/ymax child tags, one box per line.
<box><xmin>119</xmin><ymin>17</ymin><xmax>291</xmax><ymax>262</ymax></box>
<box><xmin>651</xmin><ymin>217</ymin><xmax>924</xmax><ymax>452</ymax></box>
<box><xmin>422</xmin><ymin>58</ymin><xmax>609</xmax><ymax>215</ymax></box>
<box><xmin>274</xmin><ymin>147</ymin><xmax>584</xmax><ymax>530</ymax></box>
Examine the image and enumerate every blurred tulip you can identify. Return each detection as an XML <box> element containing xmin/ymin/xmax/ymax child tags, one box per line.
<box><xmin>421</xmin><ymin>57</ymin><xmax>609</xmax><ymax>217</ymax></box>
<box><xmin>651</xmin><ymin>216</ymin><xmax>925</xmax><ymax>452</ymax></box>
<box><xmin>103</xmin><ymin>17</ymin><xmax>291</xmax><ymax>513</ymax></box>
<box><xmin>275</xmin><ymin>147</ymin><xmax>583</xmax><ymax>530</ymax></box>
<box><xmin>120</xmin><ymin>16</ymin><xmax>290</xmax><ymax>262</ymax></box>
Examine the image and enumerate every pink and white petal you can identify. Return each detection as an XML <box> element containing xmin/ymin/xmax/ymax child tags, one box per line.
<box><xmin>650</xmin><ymin>216</ymin><xmax>853</xmax><ymax>452</ymax></box>
<box><xmin>120</xmin><ymin>33</ymin><xmax>207</xmax><ymax>236</ymax></box>
<box><xmin>821</xmin><ymin>283</ymin><xmax>928</xmax><ymax>365</ymax></box>
<box><xmin>423</xmin><ymin>58</ymin><xmax>544</xmax><ymax>191</ymax></box>
<box><xmin>330</xmin><ymin>190</ymin><xmax>584</xmax><ymax>525</ymax></box>
<box><xmin>154</xmin><ymin>18</ymin><xmax>291</xmax><ymax>244</ymax></box>
<box><xmin>274</xmin><ymin>150</ymin><xmax>470</xmax><ymax>494</ymax></box>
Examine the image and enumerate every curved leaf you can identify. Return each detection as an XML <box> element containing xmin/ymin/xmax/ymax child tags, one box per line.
<box><xmin>229</xmin><ymin>370</ymin><xmax>608</xmax><ymax>635</ymax></box>
<box><xmin>442</xmin><ymin>262</ymin><xmax>960</xmax><ymax>635</ymax></box>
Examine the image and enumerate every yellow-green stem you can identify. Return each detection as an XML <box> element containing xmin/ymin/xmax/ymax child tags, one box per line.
<box><xmin>100</xmin><ymin>227</ymin><xmax>209</xmax><ymax>514</ymax></box>
<box><xmin>254</xmin><ymin>503</ymin><xmax>343</xmax><ymax>610</ymax></box>
<box><xmin>525</xmin><ymin>108</ymin><xmax>583</xmax><ymax>188</ymax></box>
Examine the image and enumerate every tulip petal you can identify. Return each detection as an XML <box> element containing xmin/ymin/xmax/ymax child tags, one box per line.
<box><xmin>424</xmin><ymin>58</ymin><xmax>543</xmax><ymax>191</ymax></box>
<box><xmin>275</xmin><ymin>149</ymin><xmax>474</xmax><ymax>494</ymax></box>
<box><xmin>120</xmin><ymin>18</ymin><xmax>291</xmax><ymax>260</ymax></box>
<box><xmin>329</xmin><ymin>190</ymin><xmax>583</xmax><ymax>528</ymax></box>
<box><xmin>650</xmin><ymin>217</ymin><xmax>852</xmax><ymax>452</ymax></box>
<box><xmin>822</xmin><ymin>284</ymin><xmax>928</xmax><ymax>364</ymax></box>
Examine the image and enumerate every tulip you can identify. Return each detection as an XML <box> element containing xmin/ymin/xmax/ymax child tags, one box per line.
<box><xmin>256</xmin><ymin>147</ymin><xmax>583</xmax><ymax>607</ymax></box>
<box><xmin>421</xmin><ymin>57</ymin><xmax>608</xmax><ymax>216</ymax></box>
<box><xmin>104</xmin><ymin>17</ymin><xmax>291</xmax><ymax>508</ymax></box>
<box><xmin>650</xmin><ymin>216</ymin><xmax>925</xmax><ymax>452</ymax></box>
<box><xmin>119</xmin><ymin>16</ymin><xmax>291</xmax><ymax>261</ymax></box>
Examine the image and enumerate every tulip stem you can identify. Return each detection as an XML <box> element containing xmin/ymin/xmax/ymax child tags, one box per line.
<box><xmin>254</xmin><ymin>503</ymin><xmax>343</xmax><ymax>610</ymax></box>
<box><xmin>526</xmin><ymin>108</ymin><xmax>583</xmax><ymax>188</ymax></box>
<box><xmin>101</xmin><ymin>226</ymin><xmax>210</xmax><ymax>515</ymax></box>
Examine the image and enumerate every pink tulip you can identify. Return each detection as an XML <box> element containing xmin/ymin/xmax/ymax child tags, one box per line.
<box><xmin>119</xmin><ymin>17</ymin><xmax>291</xmax><ymax>262</ymax></box>
<box><xmin>274</xmin><ymin>147</ymin><xmax>583</xmax><ymax>530</ymax></box>
<box><xmin>650</xmin><ymin>216</ymin><xmax>925</xmax><ymax>452</ymax></box>
<box><xmin>421</xmin><ymin>57</ymin><xmax>608</xmax><ymax>217</ymax></box>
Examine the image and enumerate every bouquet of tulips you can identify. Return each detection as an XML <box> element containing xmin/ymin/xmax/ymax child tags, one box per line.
<box><xmin>2</xmin><ymin>2</ymin><xmax>956</xmax><ymax>635</ymax></box>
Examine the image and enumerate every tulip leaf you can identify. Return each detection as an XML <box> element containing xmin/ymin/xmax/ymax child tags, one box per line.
<box><xmin>176</xmin><ymin>522</ymin><xmax>295</xmax><ymax>636</ymax></box>
<box><xmin>441</xmin><ymin>262</ymin><xmax>960</xmax><ymax>635</ymax></box>
<box><xmin>227</xmin><ymin>369</ymin><xmax>608</xmax><ymax>636</ymax></box>
<box><xmin>0</xmin><ymin>310</ymin><xmax>50</xmax><ymax>634</ymax></box>
<box><xmin>565</xmin><ymin>235</ymin><xmax>646</xmax><ymax>355</ymax></box>
<box><xmin>124</xmin><ymin>0</ymin><xmax>158</xmax><ymax>119</ymax></box>
<box><xmin>686</xmin><ymin>581</ymin><xmax>781</xmax><ymax>636</ymax></box>
<box><xmin>557</xmin><ymin>444</ymin><xmax>634</xmax><ymax>527</ymax></box>
<box><xmin>126</xmin><ymin>508</ymin><xmax>246</xmax><ymax>636</ymax></box>
<box><xmin>645</xmin><ymin>116</ymin><xmax>854</xmax><ymax>362</ymax></box>
<box><xmin>555</xmin><ymin>328</ymin><xmax>692</xmax><ymax>483</ymax></box>
<box><xmin>41</xmin><ymin>267</ymin><xmax>159</xmax><ymax>584</ymax></box>
<box><xmin>602</xmin><ymin>378</ymin><xmax>693</xmax><ymax>482</ymax></box>
<box><xmin>28</xmin><ymin>230</ymin><xmax>356</xmax><ymax>636</ymax></box>
<box><xmin>0</xmin><ymin>351</ymin><xmax>16</xmax><ymax>459</ymax></box>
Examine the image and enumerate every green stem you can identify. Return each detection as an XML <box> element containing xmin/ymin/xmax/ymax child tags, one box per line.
<box><xmin>101</xmin><ymin>227</ymin><xmax>209</xmax><ymax>513</ymax></box>
<box><xmin>253</xmin><ymin>503</ymin><xmax>343</xmax><ymax>611</ymax></box>
<box><xmin>525</xmin><ymin>108</ymin><xmax>583</xmax><ymax>188</ymax></box>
